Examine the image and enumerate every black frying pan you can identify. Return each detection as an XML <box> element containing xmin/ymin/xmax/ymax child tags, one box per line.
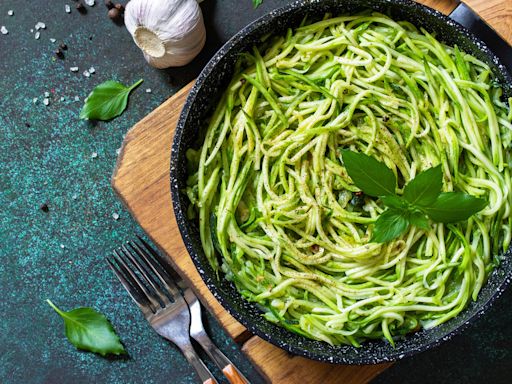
<box><xmin>171</xmin><ymin>0</ymin><xmax>512</xmax><ymax>364</ymax></box>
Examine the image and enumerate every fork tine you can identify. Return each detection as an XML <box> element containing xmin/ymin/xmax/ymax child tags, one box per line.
<box><xmin>135</xmin><ymin>236</ymin><xmax>180</xmax><ymax>279</ymax></box>
<box><xmin>112</xmin><ymin>249</ymin><xmax>161</xmax><ymax>312</ymax></box>
<box><xmin>133</xmin><ymin>237</ymin><xmax>180</xmax><ymax>283</ymax></box>
<box><xmin>106</xmin><ymin>255</ymin><xmax>154</xmax><ymax>316</ymax></box>
<box><xmin>120</xmin><ymin>244</ymin><xmax>172</xmax><ymax>306</ymax></box>
<box><xmin>137</xmin><ymin>236</ymin><xmax>189</xmax><ymax>291</ymax></box>
<box><xmin>128</xmin><ymin>240</ymin><xmax>182</xmax><ymax>297</ymax></box>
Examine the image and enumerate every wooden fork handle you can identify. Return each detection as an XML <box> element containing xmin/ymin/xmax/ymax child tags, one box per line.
<box><xmin>222</xmin><ymin>364</ymin><xmax>248</xmax><ymax>384</ymax></box>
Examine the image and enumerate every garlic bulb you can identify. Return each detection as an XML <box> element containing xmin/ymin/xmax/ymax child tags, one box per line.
<box><xmin>125</xmin><ymin>0</ymin><xmax>206</xmax><ymax>68</ymax></box>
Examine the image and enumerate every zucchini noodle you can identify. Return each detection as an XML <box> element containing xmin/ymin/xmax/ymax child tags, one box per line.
<box><xmin>186</xmin><ymin>12</ymin><xmax>512</xmax><ymax>346</ymax></box>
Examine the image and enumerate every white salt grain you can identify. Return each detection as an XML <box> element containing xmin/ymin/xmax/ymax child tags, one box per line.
<box><xmin>83</xmin><ymin>70</ymin><xmax>90</xmax><ymax>78</ymax></box>
<box><xmin>50</xmin><ymin>38</ymin><xmax>56</xmax><ymax>43</ymax></box>
<box><xmin>74</xmin><ymin>96</ymin><xmax>80</xmax><ymax>101</ymax></box>
<box><xmin>146</xmin><ymin>88</ymin><xmax>152</xmax><ymax>93</ymax></box>
<box><xmin>65</xmin><ymin>4</ymin><xmax>71</xmax><ymax>13</ymax></box>
<box><xmin>112</xmin><ymin>213</ymin><xmax>120</xmax><ymax>220</ymax></box>
<box><xmin>35</xmin><ymin>31</ymin><xmax>40</xmax><ymax>40</ymax></box>
<box><xmin>44</xmin><ymin>91</ymin><xmax>50</xmax><ymax>98</ymax></box>
<box><xmin>116</xmin><ymin>148</ymin><xmax>121</xmax><ymax>155</ymax></box>
<box><xmin>91</xmin><ymin>152</ymin><xmax>98</xmax><ymax>158</ymax></box>
<box><xmin>33</xmin><ymin>97</ymin><xmax>39</xmax><ymax>104</ymax></box>
<box><xmin>72</xmin><ymin>193</ymin><xmax>78</xmax><ymax>200</ymax></box>
<box><xmin>30</xmin><ymin>29</ymin><xmax>34</xmax><ymax>33</ymax></box>
<box><xmin>1</xmin><ymin>26</ymin><xmax>8</xmax><ymax>35</ymax></box>
<box><xmin>60</xmin><ymin>244</ymin><xmax>65</xmax><ymax>249</ymax></box>
<box><xmin>70</xmin><ymin>66</ymin><xmax>79</xmax><ymax>72</ymax></box>
<box><xmin>7</xmin><ymin>10</ymin><xmax>13</xmax><ymax>16</ymax></box>
<box><xmin>35</xmin><ymin>22</ymin><xmax>46</xmax><ymax>30</ymax></box>
<box><xmin>43</xmin><ymin>98</ymin><xmax>50</xmax><ymax>106</ymax></box>
<box><xmin>85</xmin><ymin>0</ymin><xmax>95</xmax><ymax>6</ymax></box>
<box><xmin>60</xmin><ymin>96</ymin><xmax>65</xmax><ymax>101</ymax></box>
<box><xmin>88</xmin><ymin>67</ymin><xmax>95</xmax><ymax>74</ymax></box>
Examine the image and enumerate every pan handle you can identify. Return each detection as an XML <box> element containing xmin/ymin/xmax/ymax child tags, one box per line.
<box><xmin>448</xmin><ymin>1</ymin><xmax>512</xmax><ymax>73</ymax></box>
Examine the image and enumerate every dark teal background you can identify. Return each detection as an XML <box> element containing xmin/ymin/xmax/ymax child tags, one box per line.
<box><xmin>0</xmin><ymin>1</ymin><xmax>510</xmax><ymax>383</ymax></box>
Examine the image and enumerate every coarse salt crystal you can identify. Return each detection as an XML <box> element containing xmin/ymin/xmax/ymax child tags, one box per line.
<box><xmin>112</xmin><ymin>213</ymin><xmax>120</xmax><ymax>220</ymax></box>
<box><xmin>1</xmin><ymin>26</ymin><xmax>8</xmax><ymax>35</ymax></box>
<box><xmin>88</xmin><ymin>67</ymin><xmax>95</xmax><ymax>74</ymax></box>
<box><xmin>7</xmin><ymin>10</ymin><xmax>13</xmax><ymax>16</ymax></box>
<box><xmin>146</xmin><ymin>88</ymin><xmax>152</xmax><ymax>93</ymax></box>
<box><xmin>30</xmin><ymin>28</ymin><xmax>34</xmax><ymax>33</ymax></box>
<box><xmin>60</xmin><ymin>96</ymin><xmax>65</xmax><ymax>101</ymax></box>
<box><xmin>50</xmin><ymin>38</ymin><xmax>56</xmax><ymax>43</ymax></box>
<box><xmin>44</xmin><ymin>91</ymin><xmax>50</xmax><ymax>97</ymax></box>
<box><xmin>60</xmin><ymin>244</ymin><xmax>65</xmax><ymax>249</ymax></box>
<box><xmin>74</xmin><ymin>96</ymin><xmax>80</xmax><ymax>101</ymax></box>
<box><xmin>35</xmin><ymin>22</ymin><xmax>46</xmax><ymax>30</ymax></box>
<box><xmin>83</xmin><ymin>70</ymin><xmax>90</xmax><ymax>78</ymax></box>
<box><xmin>85</xmin><ymin>0</ymin><xmax>95</xmax><ymax>6</ymax></box>
<box><xmin>91</xmin><ymin>152</ymin><xmax>98</xmax><ymax>158</ymax></box>
<box><xmin>72</xmin><ymin>193</ymin><xmax>78</xmax><ymax>200</ymax></box>
<box><xmin>70</xmin><ymin>66</ymin><xmax>79</xmax><ymax>72</ymax></box>
<box><xmin>33</xmin><ymin>97</ymin><xmax>38</xmax><ymax>104</ymax></box>
<box><xmin>116</xmin><ymin>148</ymin><xmax>121</xmax><ymax>155</ymax></box>
<box><xmin>65</xmin><ymin>4</ymin><xmax>71</xmax><ymax>13</ymax></box>
<box><xmin>43</xmin><ymin>98</ymin><xmax>50</xmax><ymax>106</ymax></box>
<box><xmin>35</xmin><ymin>31</ymin><xmax>40</xmax><ymax>40</ymax></box>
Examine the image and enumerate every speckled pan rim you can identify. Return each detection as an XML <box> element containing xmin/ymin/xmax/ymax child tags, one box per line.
<box><xmin>171</xmin><ymin>0</ymin><xmax>512</xmax><ymax>364</ymax></box>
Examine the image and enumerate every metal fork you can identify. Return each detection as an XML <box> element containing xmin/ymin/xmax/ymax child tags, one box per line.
<box><xmin>107</xmin><ymin>238</ymin><xmax>250</xmax><ymax>384</ymax></box>
<box><xmin>107</xmin><ymin>241</ymin><xmax>217</xmax><ymax>384</ymax></box>
<box><xmin>135</xmin><ymin>237</ymin><xmax>250</xmax><ymax>384</ymax></box>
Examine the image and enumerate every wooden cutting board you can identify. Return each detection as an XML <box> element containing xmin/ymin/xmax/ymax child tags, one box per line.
<box><xmin>112</xmin><ymin>1</ymin><xmax>510</xmax><ymax>382</ymax></box>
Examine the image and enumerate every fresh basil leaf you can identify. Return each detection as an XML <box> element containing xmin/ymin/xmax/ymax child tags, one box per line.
<box><xmin>403</xmin><ymin>165</ymin><xmax>443</xmax><ymax>206</ymax></box>
<box><xmin>80</xmin><ymin>79</ymin><xmax>143</xmax><ymax>121</ymax></box>
<box><xmin>342</xmin><ymin>150</ymin><xmax>396</xmax><ymax>197</ymax></box>
<box><xmin>380</xmin><ymin>195</ymin><xmax>408</xmax><ymax>210</ymax></box>
<box><xmin>252</xmin><ymin>0</ymin><xmax>263</xmax><ymax>8</ymax></box>
<box><xmin>424</xmin><ymin>192</ymin><xmax>487</xmax><ymax>223</ymax></box>
<box><xmin>408</xmin><ymin>211</ymin><xmax>430</xmax><ymax>230</ymax></box>
<box><xmin>370</xmin><ymin>209</ymin><xmax>409</xmax><ymax>243</ymax></box>
<box><xmin>47</xmin><ymin>300</ymin><xmax>126</xmax><ymax>356</ymax></box>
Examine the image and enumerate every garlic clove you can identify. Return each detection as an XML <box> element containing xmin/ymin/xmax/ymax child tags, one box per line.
<box><xmin>125</xmin><ymin>0</ymin><xmax>206</xmax><ymax>69</ymax></box>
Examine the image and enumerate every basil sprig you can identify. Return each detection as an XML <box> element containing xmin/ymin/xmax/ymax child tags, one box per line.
<box><xmin>342</xmin><ymin>151</ymin><xmax>487</xmax><ymax>243</ymax></box>
<box><xmin>252</xmin><ymin>0</ymin><xmax>263</xmax><ymax>8</ymax></box>
<box><xmin>47</xmin><ymin>300</ymin><xmax>126</xmax><ymax>356</ymax></box>
<box><xmin>80</xmin><ymin>79</ymin><xmax>143</xmax><ymax>121</ymax></box>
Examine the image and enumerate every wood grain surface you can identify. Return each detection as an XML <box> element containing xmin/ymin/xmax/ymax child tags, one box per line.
<box><xmin>112</xmin><ymin>1</ymin><xmax>510</xmax><ymax>382</ymax></box>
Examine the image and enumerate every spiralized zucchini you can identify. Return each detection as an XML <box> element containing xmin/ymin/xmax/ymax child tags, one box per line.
<box><xmin>186</xmin><ymin>12</ymin><xmax>512</xmax><ymax>346</ymax></box>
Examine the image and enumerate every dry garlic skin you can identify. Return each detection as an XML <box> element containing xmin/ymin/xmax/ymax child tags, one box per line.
<box><xmin>125</xmin><ymin>0</ymin><xmax>206</xmax><ymax>68</ymax></box>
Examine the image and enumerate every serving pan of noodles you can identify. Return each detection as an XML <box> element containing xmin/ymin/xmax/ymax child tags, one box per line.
<box><xmin>171</xmin><ymin>0</ymin><xmax>512</xmax><ymax>364</ymax></box>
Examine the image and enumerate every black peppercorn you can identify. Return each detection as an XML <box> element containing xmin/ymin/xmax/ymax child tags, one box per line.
<box><xmin>76</xmin><ymin>2</ymin><xmax>86</xmax><ymax>13</ymax></box>
<box><xmin>108</xmin><ymin>7</ymin><xmax>121</xmax><ymax>20</ymax></box>
<box><xmin>114</xmin><ymin>3</ymin><xmax>125</xmax><ymax>12</ymax></box>
<box><xmin>40</xmin><ymin>203</ymin><xmax>49</xmax><ymax>212</ymax></box>
<box><xmin>54</xmin><ymin>48</ymin><xmax>64</xmax><ymax>59</ymax></box>
<box><xmin>383</xmin><ymin>116</ymin><xmax>390</xmax><ymax>122</ymax></box>
<box><xmin>59</xmin><ymin>43</ymin><xmax>68</xmax><ymax>51</ymax></box>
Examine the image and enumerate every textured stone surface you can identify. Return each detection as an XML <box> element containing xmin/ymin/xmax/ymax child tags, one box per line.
<box><xmin>0</xmin><ymin>0</ymin><xmax>511</xmax><ymax>383</ymax></box>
